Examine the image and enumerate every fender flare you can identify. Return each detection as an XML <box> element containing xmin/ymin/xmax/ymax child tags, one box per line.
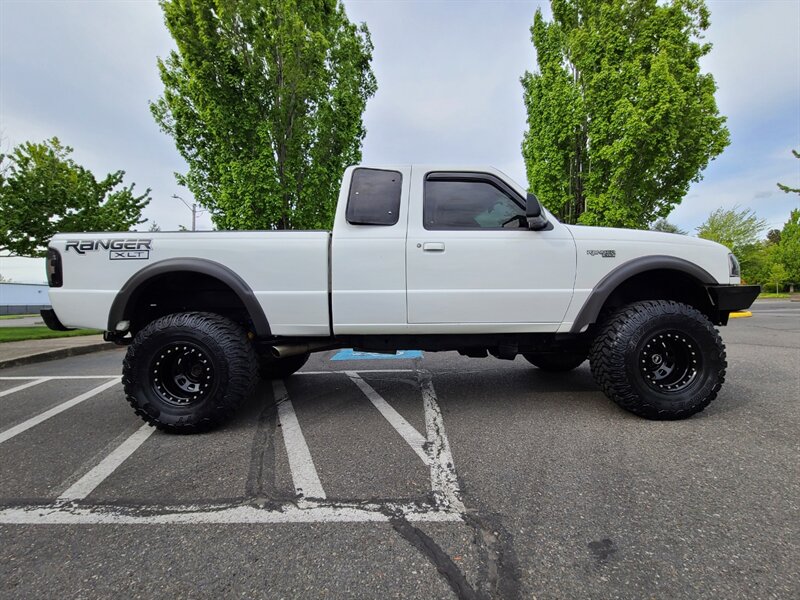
<box><xmin>107</xmin><ymin>258</ymin><xmax>271</xmax><ymax>337</ymax></box>
<box><xmin>570</xmin><ymin>255</ymin><xmax>717</xmax><ymax>333</ymax></box>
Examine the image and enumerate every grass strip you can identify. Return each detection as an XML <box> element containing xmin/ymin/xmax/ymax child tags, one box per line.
<box><xmin>0</xmin><ymin>327</ymin><xmax>101</xmax><ymax>344</ymax></box>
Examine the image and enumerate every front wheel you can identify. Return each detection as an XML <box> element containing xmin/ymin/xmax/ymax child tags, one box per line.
<box><xmin>122</xmin><ymin>312</ymin><xmax>258</xmax><ymax>433</ymax></box>
<box><xmin>589</xmin><ymin>300</ymin><xmax>726</xmax><ymax>420</ymax></box>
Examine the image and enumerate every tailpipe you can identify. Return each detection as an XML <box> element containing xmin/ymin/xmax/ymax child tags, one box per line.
<box><xmin>269</xmin><ymin>341</ymin><xmax>335</xmax><ymax>358</ymax></box>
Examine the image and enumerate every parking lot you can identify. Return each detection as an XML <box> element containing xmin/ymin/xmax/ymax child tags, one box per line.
<box><xmin>1</xmin><ymin>301</ymin><xmax>798</xmax><ymax>599</ymax></box>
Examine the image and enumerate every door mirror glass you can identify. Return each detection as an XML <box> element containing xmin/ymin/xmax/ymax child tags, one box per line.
<box><xmin>526</xmin><ymin>193</ymin><xmax>549</xmax><ymax>230</ymax></box>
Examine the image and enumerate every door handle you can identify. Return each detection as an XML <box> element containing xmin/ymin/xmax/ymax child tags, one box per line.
<box><xmin>422</xmin><ymin>242</ymin><xmax>445</xmax><ymax>252</ymax></box>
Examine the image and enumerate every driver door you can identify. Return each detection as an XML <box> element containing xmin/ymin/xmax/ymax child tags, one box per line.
<box><xmin>405</xmin><ymin>170</ymin><xmax>576</xmax><ymax>328</ymax></box>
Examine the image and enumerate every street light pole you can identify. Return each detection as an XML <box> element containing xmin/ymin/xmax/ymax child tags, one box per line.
<box><xmin>172</xmin><ymin>194</ymin><xmax>197</xmax><ymax>231</ymax></box>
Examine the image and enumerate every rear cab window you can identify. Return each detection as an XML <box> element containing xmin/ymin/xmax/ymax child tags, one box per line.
<box><xmin>346</xmin><ymin>168</ymin><xmax>403</xmax><ymax>226</ymax></box>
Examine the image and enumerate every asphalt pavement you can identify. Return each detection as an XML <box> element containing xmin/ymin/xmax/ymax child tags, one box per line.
<box><xmin>0</xmin><ymin>301</ymin><xmax>798</xmax><ymax>599</ymax></box>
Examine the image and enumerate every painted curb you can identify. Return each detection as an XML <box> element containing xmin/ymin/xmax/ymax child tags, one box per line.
<box><xmin>0</xmin><ymin>342</ymin><xmax>118</xmax><ymax>370</ymax></box>
<box><xmin>729</xmin><ymin>311</ymin><xmax>752</xmax><ymax>319</ymax></box>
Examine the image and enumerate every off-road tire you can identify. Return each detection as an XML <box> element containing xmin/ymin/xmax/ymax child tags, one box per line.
<box><xmin>523</xmin><ymin>351</ymin><xmax>586</xmax><ymax>372</ymax></box>
<box><xmin>589</xmin><ymin>300</ymin><xmax>726</xmax><ymax>420</ymax></box>
<box><xmin>257</xmin><ymin>352</ymin><xmax>310</xmax><ymax>380</ymax></box>
<box><xmin>122</xmin><ymin>312</ymin><xmax>258</xmax><ymax>433</ymax></box>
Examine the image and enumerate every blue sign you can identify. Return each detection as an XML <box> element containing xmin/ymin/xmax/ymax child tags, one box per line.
<box><xmin>331</xmin><ymin>349</ymin><xmax>423</xmax><ymax>361</ymax></box>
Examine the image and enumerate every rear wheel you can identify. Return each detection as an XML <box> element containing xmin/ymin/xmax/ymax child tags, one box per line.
<box><xmin>122</xmin><ymin>312</ymin><xmax>257</xmax><ymax>433</ymax></box>
<box><xmin>258</xmin><ymin>352</ymin><xmax>310</xmax><ymax>380</ymax></box>
<box><xmin>589</xmin><ymin>300</ymin><xmax>726</xmax><ymax>420</ymax></box>
<box><xmin>523</xmin><ymin>351</ymin><xmax>586</xmax><ymax>372</ymax></box>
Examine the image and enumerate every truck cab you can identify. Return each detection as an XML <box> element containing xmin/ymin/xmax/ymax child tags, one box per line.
<box><xmin>331</xmin><ymin>166</ymin><xmax>576</xmax><ymax>335</ymax></box>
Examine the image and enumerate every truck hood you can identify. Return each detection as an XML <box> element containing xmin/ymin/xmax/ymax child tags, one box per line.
<box><xmin>564</xmin><ymin>224</ymin><xmax>729</xmax><ymax>253</ymax></box>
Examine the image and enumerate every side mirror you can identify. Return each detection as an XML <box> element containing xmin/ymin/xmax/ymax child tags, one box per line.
<box><xmin>526</xmin><ymin>193</ymin><xmax>549</xmax><ymax>231</ymax></box>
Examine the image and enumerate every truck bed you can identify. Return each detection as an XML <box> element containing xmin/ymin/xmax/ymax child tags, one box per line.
<box><xmin>48</xmin><ymin>230</ymin><xmax>332</xmax><ymax>336</ymax></box>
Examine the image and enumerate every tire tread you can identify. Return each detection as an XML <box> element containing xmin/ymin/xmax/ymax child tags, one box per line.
<box><xmin>122</xmin><ymin>312</ymin><xmax>257</xmax><ymax>433</ymax></box>
<box><xmin>589</xmin><ymin>300</ymin><xmax>726</xmax><ymax>420</ymax></box>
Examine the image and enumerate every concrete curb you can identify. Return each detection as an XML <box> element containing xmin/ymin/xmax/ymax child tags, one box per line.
<box><xmin>0</xmin><ymin>342</ymin><xmax>118</xmax><ymax>370</ymax></box>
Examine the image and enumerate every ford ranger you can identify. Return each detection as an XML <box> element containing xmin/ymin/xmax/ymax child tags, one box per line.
<box><xmin>41</xmin><ymin>166</ymin><xmax>760</xmax><ymax>432</ymax></box>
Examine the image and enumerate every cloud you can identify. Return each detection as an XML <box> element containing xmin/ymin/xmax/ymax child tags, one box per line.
<box><xmin>346</xmin><ymin>0</ymin><xmax>549</xmax><ymax>184</ymax></box>
<box><xmin>671</xmin><ymin>142</ymin><xmax>800</xmax><ymax>232</ymax></box>
<box><xmin>701</xmin><ymin>0</ymin><xmax>800</xmax><ymax>119</ymax></box>
<box><xmin>0</xmin><ymin>0</ymin><xmax>211</xmax><ymax>234</ymax></box>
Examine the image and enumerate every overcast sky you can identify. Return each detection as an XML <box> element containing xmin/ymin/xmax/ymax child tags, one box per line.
<box><xmin>1</xmin><ymin>0</ymin><xmax>798</xmax><ymax>283</ymax></box>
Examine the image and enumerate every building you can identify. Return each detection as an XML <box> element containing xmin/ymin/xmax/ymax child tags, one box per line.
<box><xmin>0</xmin><ymin>282</ymin><xmax>51</xmax><ymax>316</ymax></box>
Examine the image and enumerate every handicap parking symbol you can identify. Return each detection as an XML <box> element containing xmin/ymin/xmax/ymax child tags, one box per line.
<box><xmin>331</xmin><ymin>349</ymin><xmax>423</xmax><ymax>361</ymax></box>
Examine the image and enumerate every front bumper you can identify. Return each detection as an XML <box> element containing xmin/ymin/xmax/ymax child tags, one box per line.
<box><xmin>707</xmin><ymin>285</ymin><xmax>761</xmax><ymax>312</ymax></box>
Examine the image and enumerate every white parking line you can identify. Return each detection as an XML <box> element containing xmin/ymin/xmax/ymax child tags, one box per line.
<box><xmin>0</xmin><ymin>378</ymin><xmax>120</xmax><ymax>446</ymax></box>
<box><xmin>346</xmin><ymin>371</ymin><xmax>429</xmax><ymax>464</ymax></box>
<box><xmin>273</xmin><ymin>379</ymin><xmax>327</xmax><ymax>500</ymax></box>
<box><xmin>297</xmin><ymin>369</ymin><xmax>415</xmax><ymax>375</ymax></box>
<box><xmin>57</xmin><ymin>424</ymin><xmax>155</xmax><ymax>502</ymax></box>
<box><xmin>0</xmin><ymin>378</ymin><xmax>49</xmax><ymax>398</ymax></box>
<box><xmin>419</xmin><ymin>370</ymin><xmax>465</xmax><ymax>512</ymax></box>
<box><xmin>0</xmin><ymin>501</ymin><xmax>462</xmax><ymax>525</ymax></box>
<box><xmin>0</xmin><ymin>376</ymin><xmax>121</xmax><ymax>380</ymax></box>
<box><xmin>0</xmin><ymin>370</ymin><xmax>466</xmax><ymax>524</ymax></box>
<box><xmin>0</xmin><ymin>371</ymin><xmax>410</xmax><ymax>381</ymax></box>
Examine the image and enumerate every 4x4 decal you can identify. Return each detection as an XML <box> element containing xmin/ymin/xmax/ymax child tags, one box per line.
<box><xmin>586</xmin><ymin>249</ymin><xmax>616</xmax><ymax>258</ymax></box>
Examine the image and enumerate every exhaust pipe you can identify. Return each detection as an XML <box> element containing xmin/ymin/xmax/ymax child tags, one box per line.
<box><xmin>270</xmin><ymin>341</ymin><xmax>335</xmax><ymax>359</ymax></box>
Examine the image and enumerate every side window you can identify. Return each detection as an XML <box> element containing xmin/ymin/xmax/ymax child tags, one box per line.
<box><xmin>423</xmin><ymin>178</ymin><xmax>526</xmax><ymax>230</ymax></box>
<box><xmin>346</xmin><ymin>168</ymin><xmax>402</xmax><ymax>226</ymax></box>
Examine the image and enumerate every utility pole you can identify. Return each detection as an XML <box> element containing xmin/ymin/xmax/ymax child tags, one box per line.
<box><xmin>172</xmin><ymin>194</ymin><xmax>198</xmax><ymax>231</ymax></box>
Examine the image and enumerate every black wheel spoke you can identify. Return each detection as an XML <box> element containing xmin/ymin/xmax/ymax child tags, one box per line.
<box><xmin>150</xmin><ymin>342</ymin><xmax>215</xmax><ymax>406</ymax></box>
<box><xmin>638</xmin><ymin>330</ymin><xmax>701</xmax><ymax>394</ymax></box>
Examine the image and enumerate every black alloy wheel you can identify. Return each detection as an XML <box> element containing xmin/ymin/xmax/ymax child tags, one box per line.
<box><xmin>590</xmin><ymin>300</ymin><xmax>726</xmax><ymax>420</ymax></box>
<box><xmin>151</xmin><ymin>342</ymin><xmax>216</xmax><ymax>406</ymax></box>
<box><xmin>123</xmin><ymin>312</ymin><xmax>257</xmax><ymax>433</ymax></box>
<box><xmin>637</xmin><ymin>330</ymin><xmax>702</xmax><ymax>394</ymax></box>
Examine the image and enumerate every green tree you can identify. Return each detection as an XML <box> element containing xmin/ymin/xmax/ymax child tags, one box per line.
<box><xmin>651</xmin><ymin>218</ymin><xmax>687</xmax><ymax>235</ymax></box>
<box><xmin>776</xmin><ymin>209</ymin><xmax>800</xmax><ymax>285</ymax></box>
<box><xmin>766</xmin><ymin>229</ymin><xmax>781</xmax><ymax>245</ymax></box>
<box><xmin>777</xmin><ymin>149</ymin><xmax>799</xmax><ymax>195</ymax></box>
<box><xmin>521</xmin><ymin>0</ymin><xmax>729</xmax><ymax>227</ymax></box>
<box><xmin>736</xmin><ymin>242</ymin><xmax>772</xmax><ymax>285</ymax></box>
<box><xmin>766</xmin><ymin>262</ymin><xmax>788</xmax><ymax>294</ymax></box>
<box><xmin>0</xmin><ymin>138</ymin><xmax>150</xmax><ymax>257</ymax></box>
<box><xmin>151</xmin><ymin>0</ymin><xmax>377</xmax><ymax>231</ymax></box>
<box><xmin>696</xmin><ymin>205</ymin><xmax>767</xmax><ymax>254</ymax></box>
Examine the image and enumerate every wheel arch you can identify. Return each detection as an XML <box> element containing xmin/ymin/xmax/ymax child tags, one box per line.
<box><xmin>108</xmin><ymin>258</ymin><xmax>271</xmax><ymax>337</ymax></box>
<box><xmin>570</xmin><ymin>256</ymin><xmax>718</xmax><ymax>333</ymax></box>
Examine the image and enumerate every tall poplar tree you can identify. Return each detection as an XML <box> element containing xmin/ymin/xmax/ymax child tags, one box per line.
<box><xmin>521</xmin><ymin>0</ymin><xmax>729</xmax><ymax>227</ymax></box>
<box><xmin>151</xmin><ymin>0</ymin><xmax>377</xmax><ymax>230</ymax></box>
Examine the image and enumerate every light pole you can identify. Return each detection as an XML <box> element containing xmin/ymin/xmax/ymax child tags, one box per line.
<box><xmin>172</xmin><ymin>194</ymin><xmax>199</xmax><ymax>231</ymax></box>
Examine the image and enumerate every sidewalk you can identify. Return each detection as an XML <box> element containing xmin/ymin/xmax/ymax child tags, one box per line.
<box><xmin>0</xmin><ymin>335</ymin><xmax>117</xmax><ymax>369</ymax></box>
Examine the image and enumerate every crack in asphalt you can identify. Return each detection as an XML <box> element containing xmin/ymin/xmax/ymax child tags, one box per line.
<box><xmin>245</xmin><ymin>401</ymin><xmax>278</xmax><ymax>498</ymax></box>
<box><xmin>390</xmin><ymin>513</ymin><xmax>484</xmax><ymax>600</ymax></box>
<box><xmin>388</xmin><ymin>361</ymin><xmax>522</xmax><ymax>599</ymax></box>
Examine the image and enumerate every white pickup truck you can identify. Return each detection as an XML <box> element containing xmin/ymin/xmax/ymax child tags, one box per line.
<box><xmin>42</xmin><ymin>166</ymin><xmax>759</xmax><ymax>432</ymax></box>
